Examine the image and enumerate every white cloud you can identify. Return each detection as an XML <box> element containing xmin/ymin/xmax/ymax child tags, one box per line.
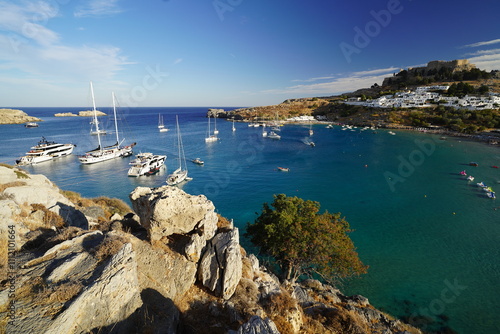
<box><xmin>468</xmin><ymin>52</ymin><xmax>500</xmax><ymax>71</ymax></box>
<box><xmin>0</xmin><ymin>1</ymin><xmax>132</xmax><ymax>106</ymax></box>
<box><xmin>292</xmin><ymin>76</ymin><xmax>336</xmax><ymax>83</ymax></box>
<box><xmin>0</xmin><ymin>1</ymin><xmax>60</xmax><ymax>46</ymax></box>
<box><xmin>74</xmin><ymin>0</ymin><xmax>123</xmax><ymax>18</ymax></box>
<box><xmin>462</xmin><ymin>38</ymin><xmax>500</xmax><ymax>48</ymax></box>
<box><xmin>465</xmin><ymin>48</ymin><xmax>500</xmax><ymax>57</ymax></box>
<box><xmin>260</xmin><ymin>67</ymin><xmax>398</xmax><ymax>97</ymax></box>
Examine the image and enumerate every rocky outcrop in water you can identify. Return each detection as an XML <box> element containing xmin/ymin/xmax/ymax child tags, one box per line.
<box><xmin>0</xmin><ymin>166</ymin><xmax>422</xmax><ymax>334</ymax></box>
<box><xmin>54</xmin><ymin>111</ymin><xmax>107</xmax><ymax>117</ymax></box>
<box><xmin>0</xmin><ymin>109</ymin><xmax>42</xmax><ymax>124</ymax></box>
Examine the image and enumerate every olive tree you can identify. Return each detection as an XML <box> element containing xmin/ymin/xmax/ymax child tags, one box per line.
<box><xmin>245</xmin><ymin>194</ymin><xmax>367</xmax><ymax>283</ymax></box>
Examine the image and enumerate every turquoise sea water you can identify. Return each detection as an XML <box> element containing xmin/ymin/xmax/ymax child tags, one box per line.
<box><xmin>1</xmin><ymin>107</ymin><xmax>499</xmax><ymax>333</ymax></box>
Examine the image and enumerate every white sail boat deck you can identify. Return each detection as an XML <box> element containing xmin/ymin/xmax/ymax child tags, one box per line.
<box><xmin>158</xmin><ymin>114</ymin><xmax>168</xmax><ymax>132</ymax></box>
<box><xmin>128</xmin><ymin>152</ymin><xmax>166</xmax><ymax>176</ymax></box>
<box><xmin>205</xmin><ymin>115</ymin><xmax>218</xmax><ymax>142</ymax></box>
<box><xmin>166</xmin><ymin>115</ymin><xmax>192</xmax><ymax>186</ymax></box>
<box><xmin>79</xmin><ymin>83</ymin><xmax>135</xmax><ymax>164</ymax></box>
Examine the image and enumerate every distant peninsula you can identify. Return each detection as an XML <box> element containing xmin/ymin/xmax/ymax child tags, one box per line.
<box><xmin>0</xmin><ymin>108</ymin><xmax>42</xmax><ymax>125</ymax></box>
<box><xmin>55</xmin><ymin>110</ymin><xmax>107</xmax><ymax>117</ymax></box>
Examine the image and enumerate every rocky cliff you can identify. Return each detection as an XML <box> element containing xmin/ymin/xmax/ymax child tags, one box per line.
<box><xmin>0</xmin><ymin>165</ymin><xmax>420</xmax><ymax>334</ymax></box>
<box><xmin>0</xmin><ymin>109</ymin><xmax>42</xmax><ymax>125</ymax></box>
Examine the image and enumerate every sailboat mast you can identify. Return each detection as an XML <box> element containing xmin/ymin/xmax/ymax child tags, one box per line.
<box><xmin>176</xmin><ymin>115</ymin><xmax>181</xmax><ymax>169</ymax></box>
<box><xmin>112</xmin><ymin>92</ymin><xmax>120</xmax><ymax>144</ymax></box>
<box><xmin>90</xmin><ymin>81</ymin><xmax>102</xmax><ymax>150</ymax></box>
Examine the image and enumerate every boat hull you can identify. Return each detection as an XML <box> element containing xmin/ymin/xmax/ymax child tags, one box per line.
<box><xmin>16</xmin><ymin>142</ymin><xmax>75</xmax><ymax>165</ymax></box>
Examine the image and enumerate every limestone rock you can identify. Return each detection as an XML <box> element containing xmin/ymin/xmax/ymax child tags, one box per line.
<box><xmin>198</xmin><ymin>228</ymin><xmax>242</xmax><ymax>300</ymax></box>
<box><xmin>184</xmin><ymin>233</ymin><xmax>206</xmax><ymax>262</ymax></box>
<box><xmin>129</xmin><ymin>236</ymin><xmax>197</xmax><ymax>301</ymax></box>
<box><xmin>1</xmin><ymin>166</ymin><xmax>87</xmax><ymax>228</ymax></box>
<box><xmin>45</xmin><ymin>243</ymin><xmax>141</xmax><ymax>334</ymax></box>
<box><xmin>129</xmin><ymin>186</ymin><xmax>217</xmax><ymax>242</ymax></box>
<box><xmin>54</xmin><ymin>112</ymin><xmax>78</xmax><ymax>117</ymax></box>
<box><xmin>237</xmin><ymin>315</ymin><xmax>280</xmax><ymax>334</ymax></box>
<box><xmin>78</xmin><ymin>110</ymin><xmax>106</xmax><ymax>117</ymax></box>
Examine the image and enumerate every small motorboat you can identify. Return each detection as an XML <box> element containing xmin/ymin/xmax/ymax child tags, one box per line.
<box><xmin>467</xmin><ymin>175</ymin><xmax>474</xmax><ymax>182</ymax></box>
<box><xmin>460</xmin><ymin>170</ymin><xmax>467</xmax><ymax>176</ymax></box>
<box><xmin>192</xmin><ymin>158</ymin><xmax>204</xmax><ymax>165</ymax></box>
<box><xmin>277</xmin><ymin>167</ymin><xmax>290</xmax><ymax>172</ymax></box>
<box><xmin>25</xmin><ymin>122</ymin><xmax>39</xmax><ymax>128</ymax></box>
<box><xmin>477</xmin><ymin>182</ymin><xmax>487</xmax><ymax>188</ymax></box>
<box><xmin>487</xmin><ymin>191</ymin><xmax>496</xmax><ymax>199</ymax></box>
<box><xmin>492</xmin><ymin>165</ymin><xmax>499</xmax><ymax>169</ymax></box>
<box><xmin>469</xmin><ymin>162</ymin><xmax>479</xmax><ymax>167</ymax></box>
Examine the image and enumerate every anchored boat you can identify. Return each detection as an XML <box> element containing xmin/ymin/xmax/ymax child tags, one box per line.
<box><xmin>16</xmin><ymin>137</ymin><xmax>75</xmax><ymax>165</ymax></box>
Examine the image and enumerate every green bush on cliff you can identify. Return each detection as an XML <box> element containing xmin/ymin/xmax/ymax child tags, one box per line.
<box><xmin>246</xmin><ymin>194</ymin><xmax>367</xmax><ymax>284</ymax></box>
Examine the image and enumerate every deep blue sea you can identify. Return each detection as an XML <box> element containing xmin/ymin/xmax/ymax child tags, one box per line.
<box><xmin>1</xmin><ymin>107</ymin><xmax>499</xmax><ymax>333</ymax></box>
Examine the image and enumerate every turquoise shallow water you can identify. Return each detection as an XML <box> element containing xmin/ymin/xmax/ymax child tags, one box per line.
<box><xmin>1</xmin><ymin>107</ymin><xmax>499</xmax><ymax>333</ymax></box>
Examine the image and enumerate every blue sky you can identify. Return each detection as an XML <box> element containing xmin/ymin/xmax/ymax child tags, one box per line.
<box><xmin>1</xmin><ymin>0</ymin><xmax>499</xmax><ymax>107</ymax></box>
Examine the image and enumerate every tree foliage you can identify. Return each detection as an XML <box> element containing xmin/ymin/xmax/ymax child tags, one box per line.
<box><xmin>245</xmin><ymin>194</ymin><xmax>367</xmax><ymax>284</ymax></box>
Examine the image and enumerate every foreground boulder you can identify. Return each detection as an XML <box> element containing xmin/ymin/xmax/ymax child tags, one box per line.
<box><xmin>129</xmin><ymin>186</ymin><xmax>218</xmax><ymax>243</ymax></box>
<box><xmin>198</xmin><ymin>228</ymin><xmax>243</xmax><ymax>300</ymax></box>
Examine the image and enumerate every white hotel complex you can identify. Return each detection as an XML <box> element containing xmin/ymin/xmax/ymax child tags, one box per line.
<box><xmin>345</xmin><ymin>86</ymin><xmax>500</xmax><ymax>111</ymax></box>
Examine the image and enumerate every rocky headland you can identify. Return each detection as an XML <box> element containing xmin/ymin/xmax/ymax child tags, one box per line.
<box><xmin>0</xmin><ymin>165</ymin><xmax>420</xmax><ymax>334</ymax></box>
<box><xmin>55</xmin><ymin>110</ymin><xmax>107</xmax><ymax>117</ymax></box>
<box><xmin>0</xmin><ymin>109</ymin><xmax>42</xmax><ymax>125</ymax></box>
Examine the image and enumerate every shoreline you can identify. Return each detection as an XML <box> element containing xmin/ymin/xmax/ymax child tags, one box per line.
<box><xmin>225</xmin><ymin>117</ymin><xmax>500</xmax><ymax>146</ymax></box>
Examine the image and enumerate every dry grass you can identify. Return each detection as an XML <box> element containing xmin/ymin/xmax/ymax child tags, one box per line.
<box><xmin>0</xmin><ymin>181</ymin><xmax>27</xmax><ymax>193</ymax></box>
<box><xmin>92</xmin><ymin>196</ymin><xmax>132</xmax><ymax>218</ymax></box>
<box><xmin>47</xmin><ymin>281</ymin><xmax>84</xmax><ymax>303</ymax></box>
<box><xmin>91</xmin><ymin>234</ymin><xmax>128</xmax><ymax>261</ymax></box>
<box><xmin>241</xmin><ymin>256</ymin><xmax>254</xmax><ymax>280</ymax></box>
<box><xmin>0</xmin><ymin>237</ymin><xmax>7</xmax><ymax>281</ymax></box>
<box><xmin>216</xmin><ymin>214</ymin><xmax>233</xmax><ymax>230</ymax></box>
<box><xmin>0</xmin><ymin>163</ymin><xmax>13</xmax><ymax>169</ymax></box>
<box><xmin>228</xmin><ymin>278</ymin><xmax>259</xmax><ymax>317</ymax></box>
<box><xmin>60</xmin><ymin>190</ymin><xmax>132</xmax><ymax>221</ymax></box>
<box><xmin>60</xmin><ymin>190</ymin><xmax>95</xmax><ymax>207</ymax></box>
<box><xmin>262</xmin><ymin>291</ymin><xmax>300</xmax><ymax>333</ymax></box>
<box><xmin>30</xmin><ymin>203</ymin><xmax>65</xmax><ymax>228</ymax></box>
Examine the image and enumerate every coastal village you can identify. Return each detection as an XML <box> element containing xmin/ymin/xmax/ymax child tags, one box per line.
<box><xmin>344</xmin><ymin>86</ymin><xmax>500</xmax><ymax>111</ymax></box>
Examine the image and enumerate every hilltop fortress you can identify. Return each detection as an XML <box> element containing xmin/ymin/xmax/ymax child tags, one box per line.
<box><xmin>383</xmin><ymin>59</ymin><xmax>477</xmax><ymax>86</ymax></box>
<box><xmin>424</xmin><ymin>59</ymin><xmax>476</xmax><ymax>72</ymax></box>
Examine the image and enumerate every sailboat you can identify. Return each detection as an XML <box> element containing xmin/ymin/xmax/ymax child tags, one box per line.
<box><xmin>309</xmin><ymin>120</ymin><xmax>314</xmax><ymax>136</ymax></box>
<box><xmin>232</xmin><ymin>118</ymin><xmax>236</xmax><ymax>132</ymax></box>
<box><xmin>213</xmin><ymin>113</ymin><xmax>219</xmax><ymax>135</ymax></box>
<box><xmin>158</xmin><ymin>114</ymin><xmax>168</xmax><ymax>132</ymax></box>
<box><xmin>205</xmin><ymin>115</ymin><xmax>218</xmax><ymax>142</ymax></box>
<box><xmin>166</xmin><ymin>115</ymin><xmax>192</xmax><ymax>186</ymax></box>
<box><xmin>79</xmin><ymin>83</ymin><xmax>135</xmax><ymax>164</ymax></box>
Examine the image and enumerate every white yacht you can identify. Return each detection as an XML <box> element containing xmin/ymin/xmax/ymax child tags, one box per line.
<box><xmin>79</xmin><ymin>84</ymin><xmax>135</xmax><ymax>164</ymax></box>
<box><xmin>16</xmin><ymin>137</ymin><xmax>75</xmax><ymax>165</ymax></box>
<box><xmin>128</xmin><ymin>153</ymin><xmax>166</xmax><ymax>177</ymax></box>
